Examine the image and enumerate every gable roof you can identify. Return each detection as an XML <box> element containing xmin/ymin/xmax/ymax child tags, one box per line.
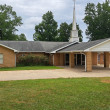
<box><xmin>0</xmin><ymin>38</ymin><xmax>109</xmax><ymax>53</ymax></box>
<box><xmin>0</xmin><ymin>41</ymin><xmax>70</xmax><ymax>52</ymax></box>
<box><xmin>40</xmin><ymin>41</ymin><xmax>71</xmax><ymax>52</ymax></box>
<box><xmin>46</xmin><ymin>41</ymin><xmax>77</xmax><ymax>53</ymax></box>
<box><xmin>57</xmin><ymin>38</ymin><xmax>110</xmax><ymax>53</ymax></box>
<box><xmin>0</xmin><ymin>41</ymin><xmax>44</xmax><ymax>52</ymax></box>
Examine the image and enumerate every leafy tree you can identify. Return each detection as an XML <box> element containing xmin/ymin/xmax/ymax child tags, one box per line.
<box><xmin>84</xmin><ymin>0</ymin><xmax>110</xmax><ymax>41</ymax></box>
<box><xmin>33</xmin><ymin>11</ymin><xmax>58</xmax><ymax>41</ymax></box>
<box><xmin>56</xmin><ymin>22</ymin><xmax>70</xmax><ymax>42</ymax></box>
<box><xmin>77</xmin><ymin>25</ymin><xmax>83</xmax><ymax>42</ymax></box>
<box><xmin>0</xmin><ymin>4</ymin><xmax>22</xmax><ymax>40</ymax></box>
<box><xmin>57</xmin><ymin>22</ymin><xmax>83</xmax><ymax>42</ymax></box>
<box><xmin>17</xmin><ymin>33</ymin><xmax>27</xmax><ymax>41</ymax></box>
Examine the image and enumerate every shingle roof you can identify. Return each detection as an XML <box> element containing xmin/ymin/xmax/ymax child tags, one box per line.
<box><xmin>57</xmin><ymin>38</ymin><xmax>110</xmax><ymax>52</ymax></box>
<box><xmin>46</xmin><ymin>42</ymin><xmax>72</xmax><ymax>53</ymax></box>
<box><xmin>0</xmin><ymin>41</ymin><xmax>44</xmax><ymax>52</ymax></box>
<box><xmin>40</xmin><ymin>41</ymin><xmax>70</xmax><ymax>52</ymax></box>
<box><xmin>0</xmin><ymin>41</ymin><xmax>70</xmax><ymax>52</ymax></box>
<box><xmin>0</xmin><ymin>38</ymin><xmax>109</xmax><ymax>53</ymax></box>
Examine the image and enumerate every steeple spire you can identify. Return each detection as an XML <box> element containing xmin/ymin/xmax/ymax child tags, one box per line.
<box><xmin>72</xmin><ymin>0</ymin><xmax>77</xmax><ymax>30</ymax></box>
<box><xmin>69</xmin><ymin>0</ymin><xmax>79</xmax><ymax>42</ymax></box>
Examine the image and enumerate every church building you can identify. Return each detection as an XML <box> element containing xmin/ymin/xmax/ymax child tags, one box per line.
<box><xmin>0</xmin><ymin>0</ymin><xmax>110</xmax><ymax>72</ymax></box>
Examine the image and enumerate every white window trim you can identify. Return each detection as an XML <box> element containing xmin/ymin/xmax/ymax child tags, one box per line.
<box><xmin>0</xmin><ymin>54</ymin><xmax>3</xmax><ymax>64</ymax></box>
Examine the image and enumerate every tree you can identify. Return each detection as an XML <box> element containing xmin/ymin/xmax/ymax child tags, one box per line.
<box><xmin>33</xmin><ymin>11</ymin><xmax>58</xmax><ymax>41</ymax></box>
<box><xmin>57</xmin><ymin>22</ymin><xmax>83</xmax><ymax>42</ymax></box>
<box><xmin>0</xmin><ymin>4</ymin><xmax>22</xmax><ymax>40</ymax></box>
<box><xmin>56</xmin><ymin>22</ymin><xmax>70</xmax><ymax>42</ymax></box>
<box><xmin>84</xmin><ymin>1</ymin><xmax>110</xmax><ymax>41</ymax></box>
<box><xmin>76</xmin><ymin>24</ymin><xmax>83</xmax><ymax>42</ymax></box>
<box><xmin>17</xmin><ymin>33</ymin><xmax>27</xmax><ymax>41</ymax></box>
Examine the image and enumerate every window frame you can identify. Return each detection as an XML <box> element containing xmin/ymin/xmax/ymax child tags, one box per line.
<box><xmin>0</xmin><ymin>54</ymin><xmax>3</xmax><ymax>64</ymax></box>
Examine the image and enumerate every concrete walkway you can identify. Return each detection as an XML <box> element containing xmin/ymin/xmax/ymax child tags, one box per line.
<box><xmin>0</xmin><ymin>66</ymin><xmax>110</xmax><ymax>81</ymax></box>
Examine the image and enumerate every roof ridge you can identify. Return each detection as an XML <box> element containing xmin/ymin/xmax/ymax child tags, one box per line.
<box><xmin>0</xmin><ymin>40</ymin><xmax>69</xmax><ymax>43</ymax></box>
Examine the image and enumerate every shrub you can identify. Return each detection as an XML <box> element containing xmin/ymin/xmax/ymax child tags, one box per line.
<box><xmin>17</xmin><ymin>54</ymin><xmax>49</xmax><ymax>66</ymax></box>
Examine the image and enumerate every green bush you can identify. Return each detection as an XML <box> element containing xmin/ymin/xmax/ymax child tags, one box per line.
<box><xmin>17</xmin><ymin>55</ymin><xmax>49</xmax><ymax>66</ymax></box>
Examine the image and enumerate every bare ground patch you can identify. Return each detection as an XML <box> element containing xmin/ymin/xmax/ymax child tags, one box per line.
<box><xmin>101</xmin><ymin>80</ymin><xmax>110</xmax><ymax>84</ymax></box>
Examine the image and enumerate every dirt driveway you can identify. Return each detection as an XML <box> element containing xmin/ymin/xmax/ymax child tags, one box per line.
<box><xmin>0</xmin><ymin>66</ymin><xmax>110</xmax><ymax>81</ymax></box>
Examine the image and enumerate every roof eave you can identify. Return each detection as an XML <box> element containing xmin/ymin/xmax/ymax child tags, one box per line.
<box><xmin>57</xmin><ymin>50</ymin><xmax>84</xmax><ymax>53</ymax></box>
<box><xmin>17</xmin><ymin>51</ymin><xmax>45</xmax><ymax>53</ymax></box>
<box><xmin>0</xmin><ymin>44</ymin><xmax>18</xmax><ymax>52</ymax></box>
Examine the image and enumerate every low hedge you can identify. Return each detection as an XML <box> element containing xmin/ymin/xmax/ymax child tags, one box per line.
<box><xmin>17</xmin><ymin>55</ymin><xmax>49</xmax><ymax>66</ymax></box>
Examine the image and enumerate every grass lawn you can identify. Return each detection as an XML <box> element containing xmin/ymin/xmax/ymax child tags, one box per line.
<box><xmin>0</xmin><ymin>78</ymin><xmax>110</xmax><ymax>110</ymax></box>
<box><xmin>0</xmin><ymin>66</ymin><xmax>62</xmax><ymax>71</ymax></box>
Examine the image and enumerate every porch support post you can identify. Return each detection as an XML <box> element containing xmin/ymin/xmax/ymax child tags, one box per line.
<box><xmin>92</xmin><ymin>52</ymin><xmax>98</xmax><ymax>65</ymax></box>
<box><xmin>60</xmin><ymin>53</ymin><xmax>65</xmax><ymax>66</ymax></box>
<box><xmin>86</xmin><ymin>52</ymin><xmax>92</xmax><ymax>72</ymax></box>
<box><xmin>53</xmin><ymin>53</ymin><xmax>60</xmax><ymax>66</ymax></box>
<box><xmin>104</xmin><ymin>52</ymin><xmax>109</xmax><ymax>68</ymax></box>
<box><xmin>69</xmin><ymin>53</ymin><xmax>74</xmax><ymax>68</ymax></box>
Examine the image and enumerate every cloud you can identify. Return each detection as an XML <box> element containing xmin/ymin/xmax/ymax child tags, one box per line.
<box><xmin>20</xmin><ymin>17</ymin><xmax>42</xmax><ymax>30</ymax></box>
<box><xmin>0</xmin><ymin>0</ymin><xmax>105</xmax><ymax>41</ymax></box>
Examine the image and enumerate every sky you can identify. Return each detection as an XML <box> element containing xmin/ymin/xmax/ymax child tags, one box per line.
<box><xmin>0</xmin><ymin>0</ymin><xmax>105</xmax><ymax>42</ymax></box>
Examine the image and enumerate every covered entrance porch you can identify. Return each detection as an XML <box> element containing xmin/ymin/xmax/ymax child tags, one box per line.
<box><xmin>53</xmin><ymin>52</ymin><xmax>110</xmax><ymax>72</ymax></box>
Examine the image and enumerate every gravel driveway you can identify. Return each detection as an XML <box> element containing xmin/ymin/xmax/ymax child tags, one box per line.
<box><xmin>0</xmin><ymin>66</ymin><xmax>110</xmax><ymax>81</ymax></box>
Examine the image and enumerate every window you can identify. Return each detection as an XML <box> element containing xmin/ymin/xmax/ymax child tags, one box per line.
<box><xmin>98</xmin><ymin>54</ymin><xmax>100</xmax><ymax>62</ymax></box>
<box><xmin>22</xmin><ymin>54</ymin><xmax>25</xmax><ymax>57</ymax></box>
<box><xmin>0</xmin><ymin>54</ymin><xmax>3</xmax><ymax>64</ymax></box>
<box><xmin>103</xmin><ymin>54</ymin><xmax>104</xmax><ymax>61</ymax></box>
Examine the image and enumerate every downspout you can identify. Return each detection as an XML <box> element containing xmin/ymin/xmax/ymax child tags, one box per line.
<box><xmin>85</xmin><ymin>54</ymin><xmax>87</xmax><ymax>72</ymax></box>
<box><xmin>15</xmin><ymin>53</ymin><xmax>16</xmax><ymax>67</ymax></box>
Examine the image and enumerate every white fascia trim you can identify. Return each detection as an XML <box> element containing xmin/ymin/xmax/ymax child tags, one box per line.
<box><xmin>57</xmin><ymin>50</ymin><xmax>84</xmax><ymax>53</ymax></box>
<box><xmin>50</xmin><ymin>41</ymin><xmax>78</xmax><ymax>53</ymax></box>
<box><xmin>84</xmin><ymin>39</ymin><xmax>110</xmax><ymax>52</ymax></box>
<box><xmin>0</xmin><ymin>44</ymin><xmax>18</xmax><ymax>52</ymax></box>
<box><xmin>86</xmin><ymin>50</ymin><xmax>110</xmax><ymax>52</ymax></box>
<box><xmin>18</xmin><ymin>51</ymin><xmax>45</xmax><ymax>53</ymax></box>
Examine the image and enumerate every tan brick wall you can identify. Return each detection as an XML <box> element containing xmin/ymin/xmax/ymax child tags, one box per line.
<box><xmin>54</xmin><ymin>53</ymin><xmax>60</xmax><ymax>66</ymax></box>
<box><xmin>109</xmin><ymin>54</ymin><xmax>110</xmax><ymax>64</ymax></box>
<box><xmin>60</xmin><ymin>53</ymin><xmax>65</xmax><ymax>66</ymax></box>
<box><xmin>69</xmin><ymin>53</ymin><xmax>74</xmax><ymax>68</ymax></box>
<box><xmin>98</xmin><ymin>53</ymin><xmax>110</xmax><ymax>65</ymax></box>
<box><xmin>104</xmin><ymin>52</ymin><xmax>109</xmax><ymax>68</ymax></box>
<box><xmin>100</xmin><ymin>54</ymin><xmax>104</xmax><ymax>64</ymax></box>
<box><xmin>53</xmin><ymin>53</ymin><xmax>65</xmax><ymax>66</ymax></box>
<box><xmin>92</xmin><ymin>52</ymin><xmax>97</xmax><ymax>65</ymax></box>
<box><xmin>0</xmin><ymin>46</ymin><xmax>16</xmax><ymax>67</ymax></box>
<box><xmin>49</xmin><ymin>54</ymin><xmax>53</xmax><ymax>65</ymax></box>
<box><xmin>86</xmin><ymin>52</ymin><xmax>92</xmax><ymax>72</ymax></box>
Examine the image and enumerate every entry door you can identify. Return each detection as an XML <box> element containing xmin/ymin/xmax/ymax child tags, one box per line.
<box><xmin>82</xmin><ymin>54</ymin><xmax>85</xmax><ymax>65</ymax></box>
<box><xmin>75</xmin><ymin>54</ymin><xmax>85</xmax><ymax>65</ymax></box>
<box><xmin>77</xmin><ymin>54</ymin><xmax>81</xmax><ymax>65</ymax></box>
<box><xmin>65</xmin><ymin>54</ymin><xmax>69</xmax><ymax>66</ymax></box>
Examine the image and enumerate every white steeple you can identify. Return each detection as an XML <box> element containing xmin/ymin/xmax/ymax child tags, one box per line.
<box><xmin>69</xmin><ymin>0</ymin><xmax>79</xmax><ymax>42</ymax></box>
<box><xmin>72</xmin><ymin>0</ymin><xmax>77</xmax><ymax>30</ymax></box>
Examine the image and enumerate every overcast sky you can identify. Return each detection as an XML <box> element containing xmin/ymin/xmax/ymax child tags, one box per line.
<box><xmin>1</xmin><ymin>0</ymin><xmax>105</xmax><ymax>41</ymax></box>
